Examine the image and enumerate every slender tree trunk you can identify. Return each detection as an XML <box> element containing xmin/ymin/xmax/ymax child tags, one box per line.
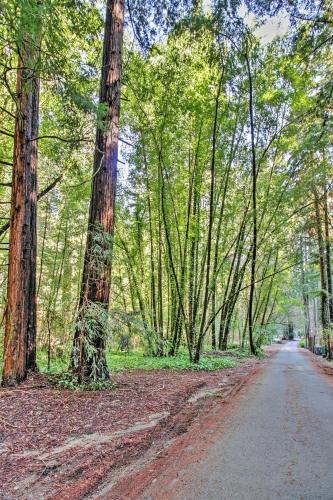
<box><xmin>314</xmin><ymin>189</ymin><xmax>331</xmax><ymax>357</ymax></box>
<box><xmin>158</xmin><ymin>214</ymin><xmax>164</xmax><ymax>340</ymax></box>
<box><xmin>2</xmin><ymin>34</ymin><xmax>40</xmax><ymax>385</ymax></box>
<box><xmin>188</xmin><ymin>142</ymin><xmax>202</xmax><ymax>357</ymax></box>
<box><xmin>300</xmin><ymin>237</ymin><xmax>310</xmax><ymax>348</ymax></box>
<box><xmin>314</xmin><ymin>190</ymin><xmax>329</xmax><ymax>334</ymax></box>
<box><xmin>246</xmin><ymin>54</ymin><xmax>257</xmax><ymax>355</ymax></box>
<box><xmin>324</xmin><ymin>190</ymin><xmax>333</xmax><ymax>318</ymax></box>
<box><xmin>323</xmin><ymin>188</ymin><xmax>332</xmax><ymax>358</ymax></box>
<box><xmin>211</xmin><ymin>96</ymin><xmax>241</xmax><ymax>350</ymax></box>
<box><xmin>37</xmin><ymin>199</ymin><xmax>50</xmax><ymax>296</ymax></box>
<box><xmin>72</xmin><ymin>0</ymin><xmax>125</xmax><ymax>382</ymax></box>
<box><xmin>43</xmin><ymin>219</ymin><xmax>62</xmax><ymax>349</ymax></box>
<box><xmin>194</xmin><ymin>74</ymin><xmax>223</xmax><ymax>362</ymax></box>
<box><xmin>143</xmin><ymin>146</ymin><xmax>158</xmax><ymax>337</ymax></box>
<box><xmin>170</xmin><ymin>149</ymin><xmax>194</xmax><ymax>355</ymax></box>
<box><xmin>218</xmin><ymin>208</ymin><xmax>248</xmax><ymax>348</ymax></box>
<box><xmin>159</xmin><ymin>155</ymin><xmax>190</xmax><ymax>358</ymax></box>
<box><xmin>259</xmin><ymin>251</ymin><xmax>278</xmax><ymax>327</ymax></box>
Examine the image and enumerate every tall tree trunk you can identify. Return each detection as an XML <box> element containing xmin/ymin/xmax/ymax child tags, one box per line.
<box><xmin>169</xmin><ymin>148</ymin><xmax>195</xmax><ymax>356</ymax></box>
<box><xmin>142</xmin><ymin>145</ymin><xmax>158</xmax><ymax>338</ymax></box>
<box><xmin>314</xmin><ymin>189</ymin><xmax>330</xmax><ymax>357</ymax></box>
<box><xmin>323</xmin><ymin>188</ymin><xmax>332</xmax><ymax>358</ymax></box>
<box><xmin>37</xmin><ymin>198</ymin><xmax>50</xmax><ymax>296</ymax></box>
<box><xmin>300</xmin><ymin>237</ymin><xmax>310</xmax><ymax>348</ymax></box>
<box><xmin>194</xmin><ymin>73</ymin><xmax>223</xmax><ymax>362</ymax></box>
<box><xmin>246</xmin><ymin>53</ymin><xmax>257</xmax><ymax>355</ymax></box>
<box><xmin>72</xmin><ymin>0</ymin><xmax>125</xmax><ymax>382</ymax></box>
<box><xmin>211</xmin><ymin>95</ymin><xmax>241</xmax><ymax>350</ymax></box>
<box><xmin>2</xmin><ymin>32</ymin><xmax>40</xmax><ymax>386</ymax></box>
<box><xmin>188</xmin><ymin>137</ymin><xmax>202</xmax><ymax>357</ymax></box>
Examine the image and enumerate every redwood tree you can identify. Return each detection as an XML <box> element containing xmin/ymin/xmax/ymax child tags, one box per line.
<box><xmin>72</xmin><ymin>0</ymin><xmax>125</xmax><ymax>382</ymax></box>
<box><xmin>2</xmin><ymin>9</ymin><xmax>40</xmax><ymax>385</ymax></box>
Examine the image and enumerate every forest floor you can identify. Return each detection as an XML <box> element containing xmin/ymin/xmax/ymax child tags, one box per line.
<box><xmin>0</xmin><ymin>353</ymin><xmax>263</xmax><ymax>499</ymax></box>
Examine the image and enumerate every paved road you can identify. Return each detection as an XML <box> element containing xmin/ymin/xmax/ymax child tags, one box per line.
<box><xmin>176</xmin><ymin>343</ymin><xmax>333</xmax><ymax>500</ymax></box>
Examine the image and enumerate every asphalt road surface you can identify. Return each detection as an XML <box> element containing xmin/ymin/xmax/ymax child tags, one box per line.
<box><xmin>176</xmin><ymin>342</ymin><xmax>333</xmax><ymax>500</ymax></box>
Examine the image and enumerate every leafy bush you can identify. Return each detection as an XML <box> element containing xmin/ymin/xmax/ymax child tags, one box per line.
<box><xmin>226</xmin><ymin>346</ymin><xmax>253</xmax><ymax>358</ymax></box>
<box><xmin>254</xmin><ymin>331</ymin><xmax>271</xmax><ymax>349</ymax></box>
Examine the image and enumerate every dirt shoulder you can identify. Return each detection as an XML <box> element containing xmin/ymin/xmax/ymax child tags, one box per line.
<box><xmin>299</xmin><ymin>347</ymin><xmax>333</xmax><ymax>386</ymax></box>
<box><xmin>0</xmin><ymin>357</ymin><xmax>263</xmax><ymax>500</ymax></box>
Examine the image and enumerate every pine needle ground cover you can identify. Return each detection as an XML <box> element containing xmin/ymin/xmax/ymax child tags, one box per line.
<box><xmin>0</xmin><ymin>356</ymin><xmax>259</xmax><ymax>498</ymax></box>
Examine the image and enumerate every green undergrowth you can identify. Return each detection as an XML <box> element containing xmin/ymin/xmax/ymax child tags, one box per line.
<box><xmin>0</xmin><ymin>348</ymin><xmax>256</xmax><ymax>390</ymax></box>
<box><xmin>222</xmin><ymin>346</ymin><xmax>254</xmax><ymax>358</ymax></box>
<box><xmin>35</xmin><ymin>349</ymin><xmax>237</xmax><ymax>375</ymax></box>
<box><xmin>56</xmin><ymin>373</ymin><xmax>115</xmax><ymax>391</ymax></box>
<box><xmin>107</xmin><ymin>351</ymin><xmax>236</xmax><ymax>371</ymax></box>
<box><xmin>0</xmin><ymin>345</ymin><xmax>260</xmax><ymax>383</ymax></box>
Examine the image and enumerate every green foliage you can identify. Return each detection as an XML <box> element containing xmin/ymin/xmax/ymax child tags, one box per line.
<box><xmin>36</xmin><ymin>349</ymin><xmax>237</xmax><ymax>375</ymax></box>
<box><xmin>106</xmin><ymin>351</ymin><xmax>236</xmax><ymax>371</ymax></box>
<box><xmin>56</xmin><ymin>372</ymin><xmax>115</xmax><ymax>391</ymax></box>
<box><xmin>37</xmin><ymin>351</ymin><xmax>68</xmax><ymax>373</ymax></box>
<box><xmin>89</xmin><ymin>224</ymin><xmax>114</xmax><ymax>273</ymax></box>
<box><xmin>225</xmin><ymin>346</ymin><xmax>255</xmax><ymax>358</ymax></box>
<box><xmin>254</xmin><ymin>330</ymin><xmax>274</xmax><ymax>349</ymax></box>
<box><xmin>72</xmin><ymin>302</ymin><xmax>111</xmax><ymax>381</ymax></box>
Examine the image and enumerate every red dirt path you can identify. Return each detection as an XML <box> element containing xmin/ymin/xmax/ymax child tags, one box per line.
<box><xmin>0</xmin><ymin>358</ymin><xmax>261</xmax><ymax>499</ymax></box>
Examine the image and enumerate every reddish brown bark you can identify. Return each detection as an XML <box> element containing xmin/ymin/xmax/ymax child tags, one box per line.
<box><xmin>2</xmin><ymin>46</ymin><xmax>40</xmax><ymax>385</ymax></box>
<box><xmin>73</xmin><ymin>0</ymin><xmax>125</xmax><ymax>382</ymax></box>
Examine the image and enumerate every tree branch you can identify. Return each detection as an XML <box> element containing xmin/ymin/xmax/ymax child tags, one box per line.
<box><xmin>0</xmin><ymin>129</ymin><xmax>14</xmax><ymax>138</ymax></box>
<box><xmin>0</xmin><ymin>175</ymin><xmax>63</xmax><ymax>238</ymax></box>
<box><xmin>30</xmin><ymin>135</ymin><xmax>91</xmax><ymax>143</ymax></box>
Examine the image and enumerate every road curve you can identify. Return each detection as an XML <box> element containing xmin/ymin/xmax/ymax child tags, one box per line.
<box><xmin>172</xmin><ymin>342</ymin><xmax>333</xmax><ymax>500</ymax></box>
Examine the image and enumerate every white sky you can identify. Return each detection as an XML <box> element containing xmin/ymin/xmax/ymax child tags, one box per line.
<box><xmin>255</xmin><ymin>15</ymin><xmax>289</xmax><ymax>44</ymax></box>
<box><xmin>202</xmin><ymin>1</ymin><xmax>290</xmax><ymax>45</ymax></box>
<box><xmin>242</xmin><ymin>6</ymin><xmax>290</xmax><ymax>44</ymax></box>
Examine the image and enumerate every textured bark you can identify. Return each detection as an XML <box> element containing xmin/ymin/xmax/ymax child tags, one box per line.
<box><xmin>73</xmin><ymin>0</ymin><xmax>125</xmax><ymax>382</ymax></box>
<box><xmin>2</xmin><ymin>44</ymin><xmax>40</xmax><ymax>385</ymax></box>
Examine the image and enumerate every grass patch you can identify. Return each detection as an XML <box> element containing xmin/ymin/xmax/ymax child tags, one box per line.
<box><xmin>37</xmin><ymin>351</ymin><xmax>69</xmax><ymax>373</ymax></box>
